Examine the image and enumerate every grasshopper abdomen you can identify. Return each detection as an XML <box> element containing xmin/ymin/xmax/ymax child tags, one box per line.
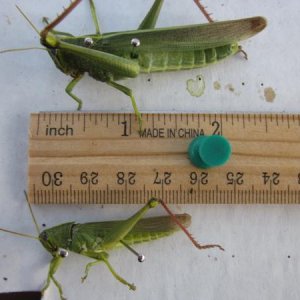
<box><xmin>137</xmin><ymin>44</ymin><xmax>238</xmax><ymax>72</ymax></box>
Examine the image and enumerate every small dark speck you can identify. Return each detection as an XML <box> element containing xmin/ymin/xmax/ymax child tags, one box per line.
<box><xmin>260</xmin><ymin>83</ymin><xmax>264</xmax><ymax>87</ymax></box>
<box><xmin>4</xmin><ymin>15</ymin><xmax>11</xmax><ymax>25</ymax></box>
<box><xmin>288</xmin><ymin>255</ymin><xmax>291</xmax><ymax>259</ymax></box>
<box><xmin>147</xmin><ymin>78</ymin><xmax>151</xmax><ymax>82</ymax></box>
<box><xmin>189</xmin><ymin>188</ymin><xmax>193</xmax><ymax>194</ymax></box>
<box><xmin>242</xmin><ymin>82</ymin><xmax>245</xmax><ymax>86</ymax></box>
<box><xmin>214</xmin><ymin>257</ymin><xmax>218</xmax><ymax>261</ymax></box>
<box><xmin>3</xmin><ymin>277</ymin><xmax>8</xmax><ymax>281</ymax></box>
<box><xmin>232</xmin><ymin>254</ymin><xmax>235</xmax><ymax>258</ymax></box>
<box><xmin>198</xmin><ymin>77</ymin><xmax>202</xmax><ymax>81</ymax></box>
<box><xmin>42</xmin><ymin>223</ymin><xmax>46</xmax><ymax>227</ymax></box>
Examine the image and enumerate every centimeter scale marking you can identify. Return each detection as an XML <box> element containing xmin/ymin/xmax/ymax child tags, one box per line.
<box><xmin>28</xmin><ymin>112</ymin><xmax>300</xmax><ymax>204</ymax></box>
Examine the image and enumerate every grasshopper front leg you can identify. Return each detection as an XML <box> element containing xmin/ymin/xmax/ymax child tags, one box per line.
<box><xmin>100</xmin><ymin>252</ymin><xmax>136</xmax><ymax>290</ymax></box>
<box><xmin>42</xmin><ymin>252</ymin><xmax>66</xmax><ymax>300</ymax></box>
<box><xmin>82</xmin><ymin>251</ymin><xmax>136</xmax><ymax>290</ymax></box>
<box><xmin>80</xmin><ymin>199</ymin><xmax>159</xmax><ymax>290</ymax></box>
<box><xmin>65</xmin><ymin>75</ymin><xmax>84</xmax><ymax>110</ymax></box>
<box><xmin>81</xmin><ymin>258</ymin><xmax>102</xmax><ymax>283</ymax></box>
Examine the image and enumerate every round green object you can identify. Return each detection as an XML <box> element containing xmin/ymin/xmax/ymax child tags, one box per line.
<box><xmin>188</xmin><ymin>135</ymin><xmax>231</xmax><ymax>169</ymax></box>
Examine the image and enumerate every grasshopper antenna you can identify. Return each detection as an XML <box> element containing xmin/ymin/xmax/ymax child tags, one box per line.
<box><xmin>158</xmin><ymin>199</ymin><xmax>224</xmax><ymax>251</ymax></box>
<box><xmin>24</xmin><ymin>191</ymin><xmax>41</xmax><ymax>235</ymax></box>
<box><xmin>0</xmin><ymin>192</ymin><xmax>39</xmax><ymax>240</ymax></box>
<box><xmin>0</xmin><ymin>227</ymin><xmax>38</xmax><ymax>240</ymax></box>
<box><xmin>0</xmin><ymin>6</ymin><xmax>46</xmax><ymax>54</ymax></box>
<box><xmin>16</xmin><ymin>5</ymin><xmax>39</xmax><ymax>35</ymax></box>
<box><xmin>0</xmin><ymin>193</ymin><xmax>39</xmax><ymax>240</ymax></box>
<box><xmin>120</xmin><ymin>240</ymin><xmax>145</xmax><ymax>262</ymax></box>
<box><xmin>0</xmin><ymin>47</ymin><xmax>46</xmax><ymax>54</ymax></box>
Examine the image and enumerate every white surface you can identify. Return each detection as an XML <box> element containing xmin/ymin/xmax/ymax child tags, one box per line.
<box><xmin>0</xmin><ymin>1</ymin><xmax>299</xmax><ymax>299</ymax></box>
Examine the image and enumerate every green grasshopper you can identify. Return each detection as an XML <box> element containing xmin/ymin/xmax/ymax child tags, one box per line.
<box><xmin>0</xmin><ymin>195</ymin><xmax>223</xmax><ymax>300</ymax></box>
<box><xmin>2</xmin><ymin>0</ymin><xmax>266</xmax><ymax>129</ymax></box>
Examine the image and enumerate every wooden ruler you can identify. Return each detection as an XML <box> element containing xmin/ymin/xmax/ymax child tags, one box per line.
<box><xmin>28</xmin><ymin>112</ymin><xmax>300</xmax><ymax>204</ymax></box>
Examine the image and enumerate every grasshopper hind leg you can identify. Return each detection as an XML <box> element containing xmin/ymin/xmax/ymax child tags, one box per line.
<box><xmin>138</xmin><ymin>0</ymin><xmax>164</xmax><ymax>30</ymax></box>
<box><xmin>88</xmin><ymin>0</ymin><xmax>101</xmax><ymax>34</ymax></box>
<box><xmin>42</xmin><ymin>17</ymin><xmax>74</xmax><ymax>37</ymax></box>
<box><xmin>107</xmin><ymin>80</ymin><xmax>142</xmax><ymax>130</ymax></box>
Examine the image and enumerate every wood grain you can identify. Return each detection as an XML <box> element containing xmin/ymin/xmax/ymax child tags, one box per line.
<box><xmin>28</xmin><ymin>113</ymin><xmax>300</xmax><ymax>204</ymax></box>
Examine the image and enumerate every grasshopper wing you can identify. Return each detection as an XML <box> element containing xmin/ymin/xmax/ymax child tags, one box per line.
<box><xmin>69</xmin><ymin>214</ymin><xmax>191</xmax><ymax>252</ymax></box>
<box><xmin>123</xmin><ymin>214</ymin><xmax>192</xmax><ymax>245</ymax></box>
<box><xmin>102</xmin><ymin>16</ymin><xmax>266</xmax><ymax>52</ymax></box>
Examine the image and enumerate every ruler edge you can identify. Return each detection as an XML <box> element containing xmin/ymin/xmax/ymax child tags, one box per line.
<box><xmin>28</xmin><ymin>112</ymin><xmax>300</xmax><ymax>204</ymax></box>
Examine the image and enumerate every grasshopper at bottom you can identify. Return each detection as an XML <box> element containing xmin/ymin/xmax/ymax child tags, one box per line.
<box><xmin>0</xmin><ymin>197</ymin><xmax>224</xmax><ymax>300</ymax></box>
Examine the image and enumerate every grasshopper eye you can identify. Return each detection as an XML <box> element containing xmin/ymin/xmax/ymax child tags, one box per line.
<box><xmin>58</xmin><ymin>248</ymin><xmax>69</xmax><ymax>258</ymax></box>
<box><xmin>131</xmin><ymin>38</ymin><xmax>140</xmax><ymax>47</ymax></box>
<box><xmin>41</xmin><ymin>231</ymin><xmax>48</xmax><ymax>241</ymax></box>
<box><xmin>84</xmin><ymin>37</ymin><xmax>94</xmax><ymax>47</ymax></box>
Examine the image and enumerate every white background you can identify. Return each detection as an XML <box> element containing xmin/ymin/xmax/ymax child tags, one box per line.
<box><xmin>0</xmin><ymin>1</ymin><xmax>300</xmax><ymax>299</ymax></box>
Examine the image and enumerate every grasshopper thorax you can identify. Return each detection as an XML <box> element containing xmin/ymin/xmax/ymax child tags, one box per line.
<box><xmin>39</xmin><ymin>222</ymin><xmax>74</xmax><ymax>254</ymax></box>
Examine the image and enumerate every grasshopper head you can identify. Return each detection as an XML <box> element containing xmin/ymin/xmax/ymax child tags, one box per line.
<box><xmin>40</xmin><ymin>32</ymin><xmax>60</xmax><ymax>49</ymax></box>
<box><xmin>39</xmin><ymin>222</ymin><xmax>74</xmax><ymax>254</ymax></box>
<box><xmin>40</xmin><ymin>0</ymin><xmax>82</xmax><ymax>49</ymax></box>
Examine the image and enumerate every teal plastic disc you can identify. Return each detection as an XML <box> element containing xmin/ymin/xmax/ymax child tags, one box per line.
<box><xmin>188</xmin><ymin>135</ymin><xmax>231</xmax><ymax>169</ymax></box>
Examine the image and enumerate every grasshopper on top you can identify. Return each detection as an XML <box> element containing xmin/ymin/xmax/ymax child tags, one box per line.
<box><xmin>15</xmin><ymin>0</ymin><xmax>266</xmax><ymax>129</ymax></box>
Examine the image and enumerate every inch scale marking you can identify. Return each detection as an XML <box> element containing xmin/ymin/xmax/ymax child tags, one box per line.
<box><xmin>28</xmin><ymin>113</ymin><xmax>300</xmax><ymax>204</ymax></box>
